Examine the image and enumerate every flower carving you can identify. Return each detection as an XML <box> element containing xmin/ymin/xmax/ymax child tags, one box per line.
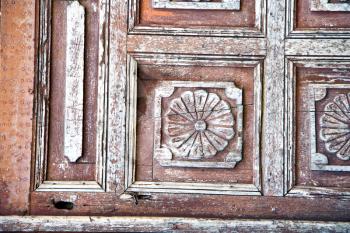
<box><xmin>165</xmin><ymin>90</ymin><xmax>235</xmax><ymax>160</ymax></box>
<box><xmin>319</xmin><ymin>93</ymin><xmax>350</xmax><ymax>161</ymax></box>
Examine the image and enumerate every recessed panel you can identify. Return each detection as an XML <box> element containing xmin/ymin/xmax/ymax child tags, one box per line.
<box><xmin>129</xmin><ymin>0</ymin><xmax>265</xmax><ymax>36</ymax></box>
<box><xmin>286</xmin><ymin>59</ymin><xmax>350</xmax><ymax>198</ymax></box>
<box><xmin>125</xmin><ymin>54</ymin><xmax>262</xmax><ymax>195</ymax></box>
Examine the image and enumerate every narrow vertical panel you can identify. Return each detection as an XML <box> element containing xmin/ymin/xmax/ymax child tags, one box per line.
<box><xmin>64</xmin><ymin>1</ymin><xmax>85</xmax><ymax>162</ymax></box>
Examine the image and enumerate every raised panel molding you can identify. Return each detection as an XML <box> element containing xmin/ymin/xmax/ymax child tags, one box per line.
<box><xmin>285</xmin><ymin>57</ymin><xmax>350</xmax><ymax>199</ymax></box>
<box><xmin>33</xmin><ymin>0</ymin><xmax>110</xmax><ymax>192</ymax></box>
<box><xmin>128</xmin><ymin>0</ymin><xmax>266</xmax><ymax>37</ymax></box>
<box><xmin>311</xmin><ymin>0</ymin><xmax>350</xmax><ymax>11</ymax></box>
<box><xmin>125</xmin><ymin>54</ymin><xmax>262</xmax><ymax>196</ymax></box>
<box><xmin>154</xmin><ymin>82</ymin><xmax>243</xmax><ymax>169</ymax></box>
<box><xmin>64</xmin><ymin>1</ymin><xmax>85</xmax><ymax>162</ymax></box>
<box><xmin>152</xmin><ymin>0</ymin><xmax>240</xmax><ymax>10</ymax></box>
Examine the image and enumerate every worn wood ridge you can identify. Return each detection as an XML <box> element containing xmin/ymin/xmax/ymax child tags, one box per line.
<box><xmin>0</xmin><ymin>216</ymin><xmax>349</xmax><ymax>232</ymax></box>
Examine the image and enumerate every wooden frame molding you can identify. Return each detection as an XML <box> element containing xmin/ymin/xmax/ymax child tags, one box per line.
<box><xmin>152</xmin><ymin>0</ymin><xmax>240</xmax><ymax>10</ymax></box>
<box><xmin>32</xmin><ymin>0</ymin><xmax>110</xmax><ymax>192</ymax></box>
<box><xmin>125</xmin><ymin>54</ymin><xmax>263</xmax><ymax>196</ymax></box>
<box><xmin>311</xmin><ymin>0</ymin><xmax>350</xmax><ymax>11</ymax></box>
<box><xmin>286</xmin><ymin>0</ymin><xmax>350</xmax><ymax>38</ymax></box>
<box><xmin>1</xmin><ymin>216</ymin><xmax>349</xmax><ymax>232</ymax></box>
<box><xmin>128</xmin><ymin>0</ymin><xmax>266</xmax><ymax>37</ymax></box>
<box><xmin>284</xmin><ymin>57</ymin><xmax>350</xmax><ymax>199</ymax></box>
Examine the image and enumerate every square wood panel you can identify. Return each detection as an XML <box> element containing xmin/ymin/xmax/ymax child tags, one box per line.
<box><xmin>285</xmin><ymin>57</ymin><xmax>350</xmax><ymax>199</ymax></box>
<box><xmin>128</xmin><ymin>0</ymin><xmax>266</xmax><ymax>36</ymax></box>
<box><xmin>125</xmin><ymin>54</ymin><xmax>263</xmax><ymax>195</ymax></box>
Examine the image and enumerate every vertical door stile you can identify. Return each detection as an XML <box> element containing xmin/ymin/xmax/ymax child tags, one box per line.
<box><xmin>262</xmin><ymin>0</ymin><xmax>286</xmax><ymax>196</ymax></box>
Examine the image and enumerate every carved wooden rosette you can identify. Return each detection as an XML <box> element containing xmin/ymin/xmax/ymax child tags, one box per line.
<box><xmin>309</xmin><ymin>84</ymin><xmax>350</xmax><ymax>172</ymax></box>
<box><xmin>154</xmin><ymin>82</ymin><xmax>243</xmax><ymax>169</ymax></box>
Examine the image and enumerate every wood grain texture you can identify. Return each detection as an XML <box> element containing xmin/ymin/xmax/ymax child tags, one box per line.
<box><xmin>261</xmin><ymin>0</ymin><xmax>285</xmax><ymax>196</ymax></box>
<box><xmin>1</xmin><ymin>216</ymin><xmax>349</xmax><ymax>232</ymax></box>
<box><xmin>0</xmin><ymin>0</ymin><xmax>35</xmax><ymax>215</ymax></box>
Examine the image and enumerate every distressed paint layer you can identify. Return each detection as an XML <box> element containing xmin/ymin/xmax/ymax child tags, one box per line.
<box><xmin>64</xmin><ymin>1</ymin><xmax>85</xmax><ymax>162</ymax></box>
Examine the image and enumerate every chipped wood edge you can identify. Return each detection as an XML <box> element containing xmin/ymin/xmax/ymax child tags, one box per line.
<box><xmin>128</xmin><ymin>0</ymin><xmax>266</xmax><ymax>37</ymax></box>
<box><xmin>284</xmin><ymin>57</ymin><xmax>350</xmax><ymax>199</ymax></box>
<box><xmin>33</xmin><ymin>0</ymin><xmax>110</xmax><ymax>192</ymax></box>
<box><xmin>124</xmin><ymin>54</ymin><xmax>262</xmax><ymax>196</ymax></box>
<box><xmin>0</xmin><ymin>216</ymin><xmax>349</xmax><ymax>232</ymax></box>
<box><xmin>286</xmin><ymin>0</ymin><xmax>350</xmax><ymax>38</ymax></box>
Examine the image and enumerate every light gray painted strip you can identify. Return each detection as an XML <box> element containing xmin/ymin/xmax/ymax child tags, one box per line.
<box><xmin>64</xmin><ymin>1</ymin><xmax>85</xmax><ymax>162</ymax></box>
<box><xmin>262</xmin><ymin>0</ymin><xmax>285</xmax><ymax>196</ymax></box>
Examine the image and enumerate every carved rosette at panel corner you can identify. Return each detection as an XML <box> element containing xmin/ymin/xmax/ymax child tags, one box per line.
<box><xmin>165</xmin><ymin>90</ymin><xmax>235</xmax><ymax>160</ymax></box>
<box><xmin>319</xmin><ymin>92</ymin><xmax>350</xmax><ymax>161</ymax></box>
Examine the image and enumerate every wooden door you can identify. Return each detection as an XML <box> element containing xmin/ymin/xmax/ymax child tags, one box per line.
<box><xmin>1</xmin><ymin>0</ymin><xmax>350</xmax><ymax>229</ymax></box>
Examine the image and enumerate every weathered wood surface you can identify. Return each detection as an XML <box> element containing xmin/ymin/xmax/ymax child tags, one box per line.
<box><xmin>127</xmin><ymin>35</ymin><xmax>266</xmax><ymax>56</ymax></box>
<box><xmin>285</xmin><ymin>58</ymin><xmax>350</xmax><ymax>199</ymax></box>
<box><xmin>2</xmin><ymin>0</ymin><xmax>350</xmax><ymax>226</ymax></box>
<box><xmin>29</xmin><ymin>188</ymin><xmax>350</xmax><ymax>220</ymax></box>
<box><xmin>64</xmin><ymin>1</ymin><xmax>85</xmax><ymax>162</ymax></box>
<box><xmin>1</xmin><ymin>216</ymin><xmax>350</xmax><ymax>232</ymax></box>
<box><xmin>262</xmin><ymin>0</ymin><xmax>285</xmax><ymax>196</ymax></box>
<box><xmin>0</xmin><ymin>0</ymin><xmax>35</xmax><ymax>214</ymax></box>
<box><xmin>285</xmin><ymin>39</ymin><xmax>350</xmax><ymax>56</ymax></box>
<box><xmin>129</xmin><ymin>0</ymin><xmax>265</xmax><ymax>37</ymax></box>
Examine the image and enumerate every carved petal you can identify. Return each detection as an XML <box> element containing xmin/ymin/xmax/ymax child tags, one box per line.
<box><xmin>173</xmin><ymin>132</ymin><xmax>198</xmax><ymax>157</ymax></box>
<box><xmin>169</xmin><ymin>97</ymin><xmax>195</xmax><ymax>122</ymax></box>
<box><xmin>181</xmin><ymin>91</ymin><xmax>197</xmax><ymax>120</ymax></box>
<box><xmin>169</xmin><ymin>130</ymin><xmax>196</xmax><ymax>149</ymax></box>
<box><xmin>194</xmin><ymin>90</ymin><xmax>208</xmax><ymax>120</ymax></box>
<box><xmin>207</xmin><ymin>126</ymin><xmax>234</xmax><ymax>140</ymax></box>
<box><xmin>204</xmin><ymin>130</ymin><xmax>228</xmax><ymax>151</ymax></box>
<box><xmin>201</xmin><ymin>93</ymin><xmax>221</xmax><ymax>120</ymax></box>
<box><xmin>200</xmin><ymin>133</ymin><xmax>217</xmax><ymax>158</ymax></box>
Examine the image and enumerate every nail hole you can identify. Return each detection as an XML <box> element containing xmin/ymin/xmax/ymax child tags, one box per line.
<box><xmin>53</xmin><ymin>201</ymin><xmax>74</xmax><ymax>210</ymax></box>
